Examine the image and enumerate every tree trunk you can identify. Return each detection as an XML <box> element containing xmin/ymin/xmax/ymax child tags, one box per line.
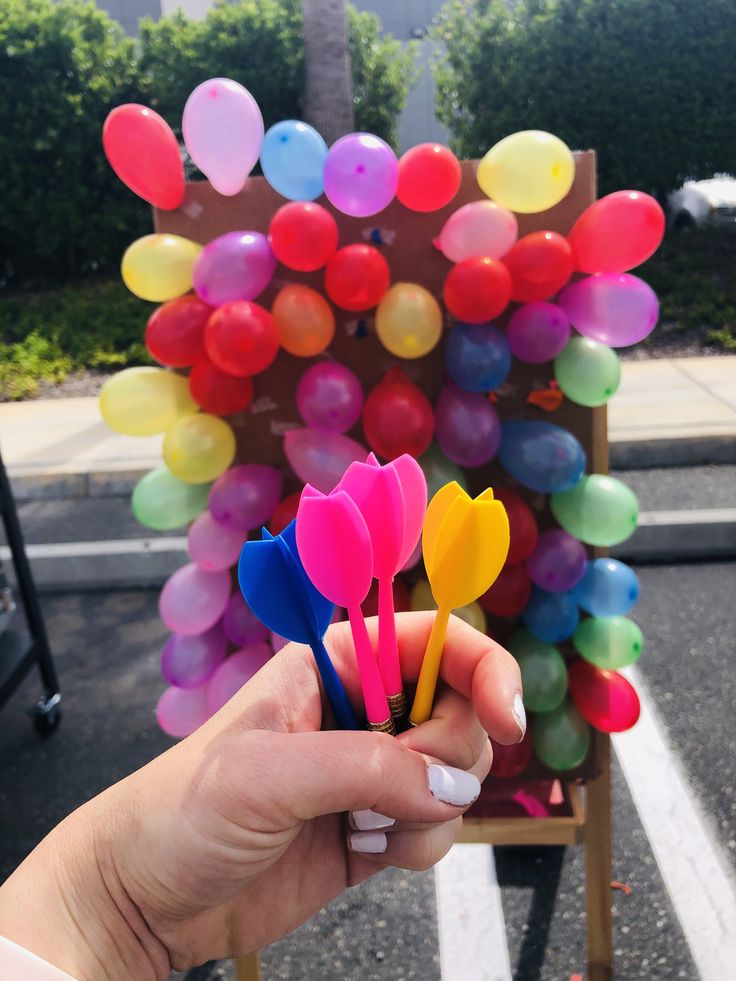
<box><xmin>301</xmin><ymin>0</ymin><xmax>354</xmax><ymax>144</ymax></box>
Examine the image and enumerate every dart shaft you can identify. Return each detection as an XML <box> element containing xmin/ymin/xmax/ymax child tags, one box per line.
<box><xmin>347</xmin><ymin>605</ymin><xmax>392</xmax><ymax>729</ymax></box>
<box><xmin>409</xmin><ymin>605</ymin><xmax>451</xmax><ymax>725</ymax></box>
<box><xmin>378</xmin><ymin>577</ymin><xmax>403</xmax><ymax>704</ymax></box>
<box><xmin>312</xmin><ymin>639</ymin><xmax>359</xmax><ymax>731</ymax></box>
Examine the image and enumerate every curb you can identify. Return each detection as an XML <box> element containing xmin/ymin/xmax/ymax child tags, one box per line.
<box><xmin>610</xmin><ymin>434</ymin><xmax>736</xmax><ymax>470</ymax></box>
<box><xmin>613</xmin><ymin>508</ymin><xmax>736</xmax><ymax>564</ymax></box>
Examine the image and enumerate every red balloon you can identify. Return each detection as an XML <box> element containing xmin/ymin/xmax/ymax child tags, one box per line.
<box><xmin>145</xmin><ymin>295</ymin><xmax>210</xmax><ymax>367</ymax></box>
<box><xmin>443</xmin><ymin>257</ymin><xmax>512</xmax><ymax>323</ymax></box>
<box><xmin>205</xmin><ymin>302</ymin><xmax>279</xmax><ymax>377</ymax></box>
<box><xmin>568</xmin><ymin>191</ymin><xmax>665</xmax><ymax>274</ymax></box>
<box><xmin>491</xmin><ymin>728</ymin><xmax>534</xmax><ymax>778</ymax></box>
<box><xmin>102</xmin><ymin>104</ymin><xmax>184</xmax><ymax>210</ymax></box>
<box><xmin>268</xmin><ymin>492</ymin><xmax>302</xmax><ymax>536</ymax></box>
<box><xmin>362</xmin><ymin>577</ymin><xmax>411</xmax><ymax>619</ymax></box>
<box><xmin>493</xmin><ymin>487</ymin><xmax>538</xmax><ymax>565</ymax></box>
<box><xmin>397</xmin><ymin>143</ymin><xmax>462</xmax><ymax>212</ymax></box>
<box><xmin>503</xmin><ymin>232</ymin><xmax>574</xmax><ymax>303</ymax></box>
<box><xmin>363</xmin><ymin>368</ymin><xmax>435</xmax><ymax>460</ymax></box>
<box><xmin>324</xmin><ymin>245</ymin><xmax>390</xmax><ymax>311</ymax></box>
<box><xmin>568</xmin><ymin>659</ymin><xmax>641</xmax><ymax>733</ymax></box>
<box><xmin>269</xmin><ymin>202</ymin><xmax>339</xmax><ymax>272</ymax></box>
<box><xmin>188</xmin><ymin>358</ymin><xmax>253</xmax><ymax>416</ymax></box>
<box><xmin>479</xmin><ymin>562</ymin><xmax>532</xmax><ymax>618</ymax></box>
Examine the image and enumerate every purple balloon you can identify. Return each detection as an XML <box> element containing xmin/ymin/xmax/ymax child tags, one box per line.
<box><xmin>557</xmin><ymin>273</ymin><xmax>659</xmax><ymax>347</ymax></box>
<box><xmin>193</xmin><ymin>231</ymin><xmax>276</xmax><ymax>306</ymax></box>
<box><xmin>222</xmin><ymin>592</ymin><xmax>269</xmax><ymax>646</ymax></box>
<box><xmin>506</xmin><ymin>302</ymin><xmax>571</xmax><ymax>364</ymax></box>
<box><xmin>527</xmin><ymin>529</ymin><xmax>587</xmax><ymax>593</ymax></box>
<box><xmin>435</xmin><ymin>384</ymin><xmax>501</xmax><ymax>467</ymax></box>
<box><xmin>296</xmin><ymin>362</ymin><xmax>364</xmax><ymax>433</ymax></box>
<box><xmin>160</xmin><ymin>622</ymin><xmax>228</xmax><ymax>688</ymax></box>
<box><xmin>156</xmin><ymin>684</ymin><xmax>210</xmax><ymax>738</ymax></box>
<box><xmin>284</xmin><ymin>428</ymin><xmax>367</xmax><ymax>493</ymax></box>
<box><xmin>205</xmin><ymin>644</ymin><xmax>272</xmax><ymax>713</ymax></box>
<box><xmin>159</xmin><ymin>563</ymin><xmax>231</xmax><ymax>636</ymax></box>
<box><xmin>209</xmin><ymin>465</ymin><xmax>283</xmax><ymax>532</ymax></box>
<box><xmin>323</xmin><ymin>133</ymin><xmax>399</xmax><ymax>217</ymax></box>
<box><xmin>271</xmin><ymin>631</ymin><xmax>289</xmax><ymax>653</ymax></box>
<box><xmin>188</xmin><ymin>510</ymin><xmax>245</xmax><ymax>571</ymax></box>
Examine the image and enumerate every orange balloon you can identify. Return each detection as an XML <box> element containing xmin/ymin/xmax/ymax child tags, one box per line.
<box><xmin>273</xmin><ymin>285</ymin><xmax>336</xmax><ymax>357</ymax></box>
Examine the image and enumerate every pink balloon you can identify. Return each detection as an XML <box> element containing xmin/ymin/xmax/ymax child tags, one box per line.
<box><xmin>156</xmin><ymin>684</ymin><xmax>210</xmax><ymax>738</ymax></box>
<box><xmin>435</xmin><ymin>200</ymin><xmax>518</xmax><ymax>262</ymax></box>
<box><xmin>188</xmin><ymin>511</ymin><xmax>245</xmax><ymax>571</ymax></box>
<box><xmin>160</xmin><ymin>622</ymin><xmax>228</xmax><ymax>688</ymax></box>
<box><xmin>222</xmin><ymin>592</ymin><xmax>270</xmax><ymax>646</ymax></box>
<box><xmin>506</xmin><ymin>302</ymin><xmax>571</xmax><ymax>364</ymax></box>
<box><xmin>159</xmin><ymin>563</ymin><xmax>231</xmax><ymax>635</ymax></box>
<box><xmin>296</xmin><ymin>362</ymin><xmax>364</xmax><ymax>433</ymax></box>
<box><xmin>209</xmin><ymin>465</ymin><xmax>283</xmax><ymax>531</ymax></box>
<box><xmin>205</xmin><ymin>644</ymin><xmax>272</xmax><ymax>714</ymax></box>
<box><xmin>557</xmin><ymin>273</ymin><xmax>659</xmax><ymax>347</ymax></box>
<box><xmin>435</xmin><ymin>384</ymin><xmax>501</xmax><ymax>467</ymax></box>
<box><xmin>284</xmin><ymin>428</ymin><xmax>367</xmax><ymax>493</ymax></box>
<box><xmin>527</xmin><ymin>529</ymin><xmax>587</xmax><ymax>593</ymax></box>
<box><xmin>323</xmin><ymin>133</ymin><xmax>398</xmax><ymax>217</ymax></box>
<box><xmin>193</xmin><ymin>231</ymin><xmax>276</xmax><ymax>306</ymax></box>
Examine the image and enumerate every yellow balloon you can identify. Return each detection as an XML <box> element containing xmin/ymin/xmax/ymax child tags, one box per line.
<box><xmin>376</xmin><ymin>283</ymin><xmax>443</xmax><ymax>359</ymax></box>
<box><xmin>99</xmin><ymin>367</ymin><xmax>197</xmax><ymax>436</ymax></box>
<box><xmin>163</xmin><ymin>414</ymin><xmax>236</xmax><ymax>484</ymax></box>
<box><xmin>410</xmin><ymin>579</ymin><xmax>436</xmax><ymax>612</ymax></box>
<box><xmin>454</xmin><ymin>601</ymin><xmax>486</xmax><ymax>632</ymax></box>
<box><xmin>476</xmin><ymin>130</ymin><xmax>575</xmax><ymax>214</ymax></box>
<box><xmin>122</xmin><ymin>234</ymin><xmax>202</xmax><ymax>302</ymax></box>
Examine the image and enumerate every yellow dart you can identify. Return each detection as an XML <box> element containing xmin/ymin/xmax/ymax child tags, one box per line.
<box><xmin>409</xmin><ymin>482</ymin><xmax>510</xmax><ymax>725</ymax></box>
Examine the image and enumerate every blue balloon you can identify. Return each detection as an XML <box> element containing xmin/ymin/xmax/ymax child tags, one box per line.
<box><xmin>498</xmin><ymin>420</ymin><xmax>586</xmax><ymax>493</ymax></box>
<box><xmin>444</xmin><ymin>323</ymin><xmax>511</xmax><ymax>392</ymax></box>
<box><xmin>522</xmin><ymin>587</ymin><xmax>580</xmax><ymax>643</ymax></box>
<box><xmin>260</xmin><ymin>120</ymin><xmax>328</xmax><ymax>200</ymax></box>
<box><xmin>572</xmin><ymin>558</ymin><xmax>640</xmax><ymax>617</ymax></box>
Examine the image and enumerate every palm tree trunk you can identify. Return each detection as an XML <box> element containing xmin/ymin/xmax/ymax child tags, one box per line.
<box><xmin>301</xmin><ymin>0</ymin><xmax>354</xmax><ymax>144</ymax></box>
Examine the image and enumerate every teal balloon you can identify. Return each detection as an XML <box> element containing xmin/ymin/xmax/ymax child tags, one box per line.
<box><xmin>260</xmin><ymin>120</ymin><xmax>328</xmax><ymax>200</ymax></box>
<box><xmin>573</xmin><ymin>615</ymin><xmax>644</xmax><ymax>669</ymax></box>
<box><xmin>132</xmin><ymin>467</ymin><xmax>211</xmax><ymax>531</ymax></box>
<box><xmin>533</xmin><ymin>700</ymin><xmax>590</xmax><ymax>771</ymax></box>
<box><xmin>419</xmin><ymin>443</ymin><xmax>468</xmax><ymax>501</ymax></box>
<box><xmin>554</xmin><ymin>336</ymin><xmax>621</xmax><ymax>407</ymax></box>
<box><xmin>550</xmin><ymin>474</ymin><xmax>638</xmax><ymax>547</ymax></box>
<box><xmin>498</xmin><ymin>420</ymin><xmax>585</xmax><ymax>493</ymax></box>
<box><xmin>509</xmin><ymin>628</ymin><xmax>567</xmax><ymax>713</ymax></box>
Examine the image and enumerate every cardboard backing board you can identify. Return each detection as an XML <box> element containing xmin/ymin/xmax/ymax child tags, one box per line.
<box><xmin>156</xmin><ymin>152</ymin><xmax>605</xmax><ymax>782</ymax></box>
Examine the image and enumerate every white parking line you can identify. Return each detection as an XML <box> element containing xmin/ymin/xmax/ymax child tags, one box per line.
<box><xmin>0</xmin><ymin>537</ymin><xmax>187</xmax><ymax>560</ymax></box>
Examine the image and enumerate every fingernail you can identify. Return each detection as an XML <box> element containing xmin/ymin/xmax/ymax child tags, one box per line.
<box><xmin>427</xmin><ymin>763</ymin><xmax>480</xmax><ymax>806</ymax></box>
<box><xmin>349</xmin><ymin>831</ymin><xmax>388</xmax><ymax>854</ymax></box>
<box><xmin>513</xmin><ymin>692</ymin><xmax>527</xmax><ymax>742</ymax></box>
<box><xmin>351</xmin><ymin>809</ymin><xmax>396</xmax><ymax>831</ymax></box>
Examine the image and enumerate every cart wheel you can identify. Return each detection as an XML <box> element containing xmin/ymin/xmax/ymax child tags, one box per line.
<box><xmin>33</xmin><ymin>695</ymin><xmax>61</xmax><ymax>737</ymax></box>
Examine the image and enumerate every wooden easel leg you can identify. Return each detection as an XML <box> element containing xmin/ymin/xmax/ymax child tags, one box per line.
<box><xmin>234</xmin><ymin>951</ymin><xmax>262</xmax><ymax>981</ymax></box>
<box><xmin>586</xmin><ymin>733</ymin><xmax>613</xmax><ymax>981</ymax></box>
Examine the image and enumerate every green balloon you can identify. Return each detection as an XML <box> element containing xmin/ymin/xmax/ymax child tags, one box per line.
<box><xmin>132</xmin><ymin>467</ymin><xmax>211</xmax><ymax>531</ymax></box>
<box><xmin>573</xmin><ymin>615</ymin><xmax>643</xmax><ymax>669</ymax></box>
<box><xmin>533</xmin><ymin>699</ymin><xmax>590</xmax><ymax>771</ymax></box>
<box><xmin>550</xmin><ymin>474</ymin><xmax>638</xmax><ymax>547</ymax></box>
<box><xmin>419</xmin><ymin>443</ymin><xmax>468</xmax><ymax>501</ymax></box>
<box><xmin>554</xmin><ymin>337</ymin><xmax>621</xmax><ymax>407</ymax></box>
<box><xmin>509</xmin><ymin>628</ymin><xmax>568</xmax><ymax>713</ymax></box>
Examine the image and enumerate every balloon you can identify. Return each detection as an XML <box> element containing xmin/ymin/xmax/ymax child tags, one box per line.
<box><xmin>435</xmin><ymin>200</ymin><xmax>518</xmax><ymax>262</ymax></box>
<box><xmin>527</xmin><ymin>529</ymin><xmax>587</xmax><ymax>593</ymax></box>
<box><xmin>493</xmin><ymin>487</ymin><xmax>538</xmax><ymax>565</ymax></box>
<box><xmin>209</xmin><ymin>464</ymin><xmax>283</xmax><ymax>531</ymax></box>
<box><xmin>554</xmin><ymin>336</ymin><xmax>621</xmax><ymax>407</ymax></box>
<box><xmin>205</xmin><ymin>644</ymin><xmax>272</xmax><ymax>714</ymax></box>
<box><xmin>131</xmin><ymin>467</ymin><xmax>210</xmax><ymax>532</ymax></box>
<box><xmin>568</xmin><ymin>660</ymin><xmax>640</xmax><ymax>733</ymax></box>
<box><xmin>551</xmin><ymin>475</ymin><xmax>639</xmax><ymax>547</ymax></box>
<box><xmin>284</xmin><ymin>429</ymin><xmax>366</xmax><ymax>493</ymax></box>
<box><xmin>188</xmin><ymin>510</ymin><xmax>244</xmax><ymax>571</ymax></box>
<box><xmin>324</xmin><ymin>244</ymin><xmax>390</xmax><ymax>311</ymax></box>
<box><xmin>269</xmin><ymin>201</ymin><xmax>338</xmax><ymax>271</ymax></box>
<box><xmin>122</xmin><ymin>234</ymin><xmax>201</xmax><ymax>302</ymax></box>
<box><xmin>454</xmin><ymin>601</ymin><xmax>486</xmax><ymax>632</ymax></box>
<box><xmin>419</xmin><ymin>444</ymin><xmax>468</xmax><ymax>503</ymax></box>
<box><xmin>99</xmin><ymin>367</ymin><xmax>196</xmax><ymax>436</ymax></box>
<box><xmin>182</xmin><ymin>78</ymin><xmax>263</xmax><ymax>196</ymax></box>
<box><xmin>363</xmin><ymin>578</ymin><xmax>411</xmax><ymax>618</ymax></box>
<box><xmin>323</xmin><ymin>132</ymin><xmax>398</xmax><ymax>217</ymax></box>
<box><xmin>268</xmin><ymin>492</ymin><xmax>302</xmax><ymax>536</ymax></box>
<box><xmin>502</xmin><ymin>231</ymin><xmax>574</xmax><ymax>302</ymax></box>
<box><xmin>159</xmin><ymin>563</ymin><xmax>231</xmax><ymax>635</ymax></box>
<box><xmin>222</xmin><ymin>592</ymin><xmax>270</xmax><ymax>646</ymax></box>
<box><xmin>533</xmin><ymin>700</ymin><xmax>590</xmax><ymax>770</ymax></box>
<box><xmin>145</xmin><ymin>295</ymin><xmax>210</xmax><ymax>368</ymax></box>
<box><xmin>572</xmin><ymin>558</ymin><xmax>640</xmax><ymax>617</ymax></box>
<box><xmin>479</xmin><ymin>562</ymin><xmax>532</xmax><ymax>618</ymax></box>
<box><xmin>156</xmin><ymin>684</ymin><xmax>209</xmax><ymax>738</ymax></box>
<box><xmin>443</xmin><ymin>257</ymin><xmax>512</xmax><ymax>324</ymax></box>
<box><xmin>160</xmin><ymin>622</ymin><xmax>228</xmax><ymax>689</ymax></box>
<box><xmin>193</xmin><ymin>232</ymin><xmax>275</xmax><ymax>307</ymax></box>
<box><xmin>271</xmin><ymin>631</ymin><xmax>289</xmax><ymax>653</ymax></box>
<box><xmin>477</xmin><ymin>130</ymin><xmax>575</xmax><ymax>214</ymax></box>
<box><xmin>401</xmin><ymin>538</ymin><xmax>423</xmax><ymax>572</ymax></box>
<box><xmin>506</xmin><ymin>302</ymin><xmax>571</xmax><ymax>364</ymax></box>
<box><xmin>205</xmin><ymin>300</ymin><xmax>279</xmax><ymax>376</ymax></box>
<box><xmin>573</xmin><ymin>616</ymin><xmax>644</xmax><ymax>670</ymax></box>
<box><xmin>499</xmin><ymin>420</ymin><xmax>585</xmax><ymax>493</ymax></box>
<box><xmin>260</xmin><ymin>120</ymin><xmax>328</xmax><ymax>200</ymax></box>
<box><xmin>273</xmin><ymin>285</ymin><xmax>335</xmax><ymax>357</ymax></box>
<box><xmin>163</xmin><ymin>414</ymin><xmax>236</xmax><ymax>484</ymax></box>
<box><xmin>491</xmin><ymin>728</ymin><xmax>533</xmax><ymax>778</ymax></box>
<box><xmin>375</xmin><ymin>283</ymin><xmax>443</xmax><ymax>359</ymax></box>
<box><xmin>296</xmin><ymin>362</ymin><xmax>363</xmax><ymax>433</ymax></box>
<box><xmin>188</xmin><ymin>358</ymin><xmax>253</xmax><ymax>416</ymax></box>
<box><xmin>363</xmin><ymin>369</ymin><xmax>434</xmax><ymax>460</ymax></box>
<box><xmin>568</xmin><ymin>190</ymin><xmax>665</xmax><ymax>274</ymax></box>
<box><xmin>557</xmin><ymin>273</ymin><xmax>659</xmax><ymax>347</ymax></box>
<box><xmin>509</xmin><ymin>628</ymin><xmax>567</xmax><ymax>713</ymax></box>
<box><xmin>444</xmin><ymin>323</ymin><xmax>511</xmax><ymax>392</ymax></box>
<box><xmin>102</xmin><ymin>104</ymin><xmax>184</xmax><ymax>210</ymax></box>
<box><xmin>396</xmin><ymin>143</ymin><xmax>461</xmax><ymax>212</ymax></box>
<box><xmin>435</xmin><ymin>384</ymin><xmax>501</xmax><ymax>467</ymax></box>
<box><xmin>522</xmin><ymin>586</ymin><xmax>579</xmax><ymax>643</ymax></box>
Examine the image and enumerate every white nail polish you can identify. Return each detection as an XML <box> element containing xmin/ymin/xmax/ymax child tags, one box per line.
<box><xmin>427</xmin><ymin>764</ymin><xmax>481</xmax><ymax>806</ymax></box>
<box><xmin>352</xmin><ymin>809</ymin><xmax>396</xmax><ymax>831</ymax></box>
<box><xmin>513</xmin><ymin>692</ymin><xmax>527</xmax><ymax>741</ymax></box>
<box><xmin>349</xmin><ymin>831</ymin><xmax>388</xmax><ymax>854</ymax></box>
